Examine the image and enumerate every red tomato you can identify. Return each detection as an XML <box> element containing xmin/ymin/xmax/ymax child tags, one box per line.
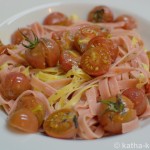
<box><xmin>52</xmin><ymin>31</ymin><xmax>75</xmax><ymax>51</ymax></box>
<box><xmin>1</xmin><ymin>72</ymin><xmax>31</xmax><ymax>100</ymax></box>
<box><xmin>145</xmin><ymin>83</ymin><xmax>150</xmax><ymax>94</ymax></box>
<box><xmin>8</xmin><ymin>108</ymin><xmax>38</xmax><ymax>133</ymax></box>
<box><xmin>88</xmin><ymin>6</ymin><xmax>114</xmax><ymax>23</ymax></box>
<box><xmin>74</xmin><ymin>25</ymin><xmax>103</xmax><ymax>53</ymax></box>
<box><xmin>115</xmin><ymin>15</ymin><xmax>137</xmax><ymax>30</ymax></box>
<box><xmin>80</xmin><ymin>45</ymin><xmax>111</xmax><ymax>76</ymax></box>
<box><xmin>59</xmin><ymin>50</ymin><xmax>81</xmax><ymax>72</ymax></box>
<box><xmin>87</xmin><ymin>36</ymin><xmax>119</xmax><ymax>63</ymax></box>
<box><xmin>11</xmin><ymin>28</ymin><xmax>32</xmax><ymax>45</ymax></box>
<box><xmin>122</xmin><ymin>88</ymin><xmax>147</xmax><ymax>116</ymax></box>
<box><xmin>43</xmin><ymin>12</ymin><xmax>71</xmax><ymax>26</ymax></box>
<box><xmin>16</xmin><ymin>95</ymin><xmax>46</xmax><ymax>127</ymax></box>
<box><xmin>43</xmin><ymin>109</ymin><xmax>78</xmax><ymax>139</ymax></box>
<box><xmin>25</xmin><ymin>38</ymin><xmax>60</xmax><ymax>69</ymax></box>
<box><xmin>99</xmin><ymin>95</ymin><xmax>137</xmax><ymax>134</ymax></box>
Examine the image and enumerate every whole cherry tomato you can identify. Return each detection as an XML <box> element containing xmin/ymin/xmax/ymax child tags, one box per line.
<box><xmin>88</xmin><ymin>6</ymin><xmax>114</xmax><ymax>23</ymax></box>
<box><xmin>43</xmin><ymin>12</ymin><xmax>71</xmax><ymax>26</ymax></box>
<box><xmin>1</xmin><ymin>72</ymin><xmax>31</xmax><ymax>100</ymax></box>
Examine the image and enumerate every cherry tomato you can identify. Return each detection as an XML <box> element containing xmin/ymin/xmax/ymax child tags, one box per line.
<box><xmin>99</xmin><ymin>95</ymin><xmax>137</xmax><ymax>134</ymax></box>
<box><xmin>11</xmin><ymin>28</ymin><xmax>32</xmax><ymax>45</ymax></box>
<box><xmin>43</xmin><ymin>109</ymin><xmax>78</xmax><ymax>139</ymax></box>
<box><xmin>16</xmin><ymin>95</ymin><xmax>46</xmax><ymax>127</ymax></box>
<box><xmin>88</xmin><ymin>6</ymin><xmax>114</xmax><ymax>23</ymax></box>
<box><xmin>8</xmin><ymin>108</ymin><xmax>38</xmax><ymax>133</ymax></box>
<box><xmin>80</xmin><ymin>45</ymin><xmax>111</xmax><ymax>76</ymax></box>
<box><xmin>115</xmin><ymin>15</ymin><xmax>137</xmax><ymax>30</ymax></box>
<box><xmin>43</xmin><ymin>12</ymin><xmax>71</xmax><ymax>26</ymax></box>
<box><xmin>74</xmin><ymin>25</ymin><xmax>103</xmax><ymax>53</ymax></box>
<box><xmin>145</xmin><ymin>83</ymin><xmax>150</xmax><ymax>94</ymax></box>
<box><xmin>25</xmin><ymin>38</ymin><xmax>60</xmax><ymax>69</ymax></box>
<box><xmin>1</xmin><ymin>72</ymin><xmax>31</xmax><ymax>100</ymax></box>
<box><xmin>52</xmin><ymin>31</ymin><xmax>75</xmax><ymax>51</ymax></box>
<box><xmin>122</xmin><ymin>88</ymin><xmax>147</xmax><ymax>116</ymax></box>
<box><xmin>59</xmin><ymin>50</ymin><xmax>81</xmax><ymax>72</ymax></box>
<box><xmin>87</xmin><ymin>36</ymin><xmax>119</xmax><ymax>63</ymax></box>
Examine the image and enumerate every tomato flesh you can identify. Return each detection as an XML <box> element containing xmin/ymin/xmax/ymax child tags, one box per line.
<box><xmin>80</xmin><ymin>46</ymin><xmax>111</xmax><ymax>76</ymax></box>
<box><xmin>87</xmin><ymin>36</ymin><xmax>119</xmax><ymax>63</ymax></box>
<box><xmin>43</xmin><ymin>109</ymin><xmax>78</xmax><ymax>139</ymax></box>
<box><xmin>8</xmin><ymin>108</ymin><xmax>38</xmax><ymax>133</ymax></box>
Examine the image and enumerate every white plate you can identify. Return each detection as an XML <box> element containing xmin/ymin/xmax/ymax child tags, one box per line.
<box><xmin>0</xmin><ymin>0</ymin><xmax>150</xmax><ymax>150</ymax></box>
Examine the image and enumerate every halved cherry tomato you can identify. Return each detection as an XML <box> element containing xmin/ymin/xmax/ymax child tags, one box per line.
<box><xmin>11</xmin><ymin>28</ymin><xmax>32</xmax><ymax>45</ymax></box>
<box><xmin>115</xmin><ymin>15</ymin><xmax>137</xmax><ymax>30</ymax></box>
<box><xmin>59</xmin><ymin>50</ymin><xmax>81</xmax><ymax>72</ymax></box>
<box><xmin>25</xmin><ymin>37</ymin><xmax>60</xmax><ymax>69</ymax></box>
<box><xmin>80</xmin><ymin>45</ymin><xmax>111</xmax><ymax>76</ymax></box>
<box><xmin>1</xmin><ymin>72</ymin><xmax>31</xmax><ymax>100</ymax></box>
<box><xmin>122</xmin><ymin>88</ymin><xmax>147</xmax><ymax>116</ymax></box>
<box><xmin>43</xmin><ymin>12</ymin><xmax>71</xmax><ymax>26</ymax></box>
<box><xmin>87</xmin><ymin>36</ymin><xmax>119</xmax><ymax>63</ymax></box>
<box><xmin>52</xmin><ymin>31</ymin><xmax>75</xmax><ymax>51</ymax></box>
<box><xmin>43</xmin><ymin>109</ymin><xmax>78</xmax><ymax>139</ymax></box>
<box><xmin>16</xmin><ymin>95</ymin><xmax>46</xmax><ymax>127</ymax></box>
<box><xmin>99</xmin><ymin>95</ymin><xmax>137</xmax><ymax>134</ymax></box>
<box><xmin>8</xmin><ymin>108</ymin><xmax>38</xmax><ymax>133</ymax></box>
<box><xmin>88</xmin><ymin>6</ymin><xmax>114</xmax><ymax>23</ymax></box>
<box><xmin>74</xmin><ymin>25</ymin><xmax>103</xmax><ymax>53</ymax></box>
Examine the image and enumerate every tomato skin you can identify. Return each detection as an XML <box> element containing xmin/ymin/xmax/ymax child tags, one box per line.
<box><xmin>74</xmin><ymin>25</ymin><xmax>102</xmax><ymax>53</ymax></box>
<box><xmin>11</xmin><ymin>28</ymin><xmax>32</xmax><ymax>45</ymax></box>
<box><xmin>88</xmin><ymin>6</ymin><xmax>114</xmax><ymax>23</ymax></box>
<box><xmin>16</xmin><ymin>95</ymin><xmax>46</xmax><ymax>127</ymax></box>
<box><xmin>43</xmin><ymin>109</ymin><xmax>78</xmax><ymax>139</ymax></box>
<box><xmin>25</xmin><ymin>38</ymin><xmax>60</xmax><ymax>69</ymax></box>
<box><xmin>80</xmin><ymin>46</ymin><xmax>111</xmax><ymax>76</ymax></box>
<box><xmin>59</xmin><ymin>50</ymin><xmax>81</xmax><ymax>72</ymax></box>
<box><xmin>115</xmin><ymin>15</ymin><xmax>137</xmax><ymax>30</ymax></box>
<box><xmin>43</xmin><ymin>12</ymin><xmax>71</xmax><ymax>26</ymax></box>
<box><xmin>87</xmin><ymin>36</ymin><xmax>119</xmax><ymax>63</ymax></box>
<box><xmin>8</xmin><ymin>108</ymin><xmax>38</xmax><ymax>133</ymax></box>
<box><xmin>122</xmin><ymin>88</ymin><xmax>147</xmax><ymax>116</ymax></box>
<box><xmin>1</xmin><ymin>72</ymin><xmax>31</xmax><ymax>100</ymax></box>
<box><xmin>99</xmin><ymin>96</ymin><xmax>137</xmax><ymax>134</ymax></box>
